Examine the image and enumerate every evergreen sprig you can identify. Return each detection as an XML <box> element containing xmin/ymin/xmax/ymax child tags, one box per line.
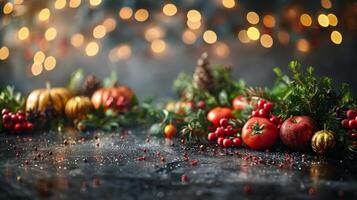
<box><xmin>271</xmin><ymin>61</ymin><xmax>356</xmax><ymax>149</ymax></box>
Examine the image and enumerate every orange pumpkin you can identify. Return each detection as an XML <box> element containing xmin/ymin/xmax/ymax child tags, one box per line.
<box><xmin>91</xmin><ymin>86</ymin><xmax>135</xmax><ymax>112</ymax></box>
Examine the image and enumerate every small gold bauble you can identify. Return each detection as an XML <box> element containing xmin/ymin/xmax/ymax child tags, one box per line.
<box><xmin>311</xmin><ymin>130</ymin><xmax>336</xmax><ymax>155</ymax></box>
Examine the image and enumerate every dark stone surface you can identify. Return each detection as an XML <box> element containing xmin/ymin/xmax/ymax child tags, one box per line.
<box><xmin>0</xmin><ymin>130</ymin><xmax>356</xmax><ymax>200</ymax></box>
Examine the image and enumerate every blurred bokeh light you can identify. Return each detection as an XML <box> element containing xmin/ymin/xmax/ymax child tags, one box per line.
<box><xmin>0</xmin><ymin>0</ymin><xmax>356</xmax><ymax>98</ymax></box>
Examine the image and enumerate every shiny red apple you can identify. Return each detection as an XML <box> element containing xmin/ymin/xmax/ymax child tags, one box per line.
<box><xmin>279</xmin><ymin>116</ymin><xmax>316</xmax><ymax>151</ymax></box>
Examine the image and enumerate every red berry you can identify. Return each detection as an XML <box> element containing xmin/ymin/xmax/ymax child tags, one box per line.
<box><xmin>181</xmin><ymin>175</ymin><xmax>189</xmax><ymax>182</ymax></box>
<box><xmin>215</xmin><ymin>127</ymin><xmax>225</xmax><ymax>137</ymax></box>
<box><xmin>269</xmin><ymin>115</ymin><xmax>280</xmax><ymax>125</ymax></box>
<box><xmin>1</xmin><ymin>109</ymin><xmax>9</xmax><ymax>115</ymax></box>
<box><xmin>197</xmin><ymin>101</ymin><xmax>206</xmax><ymax>109</ymax></box>
<box><xmin>222</xmin><ymin>138</ymin><xmax>232</xmax><ymax>148</ymax></box>
<box><xmin>17</xmin><ymin>115</ymin><xmax>25</xmax><ymax>122</ymax></box>
<box><xmin>207</xmin><ymin>132</ymin><xmax>217</xmax><ymax>141</ymax></box>
<box><xmin>349</xmin><ymin>120</ymin><xmax>357</xmax><ymax>129</ymax></box>
<box><xmin>351</xmin><ymin>133</ymin><xmax>357</xmax><ymax>138</ymax></box>
<box><xmin>258</xmin><ymin>109</ymin><xmax>268</xmax><ymax>118</ymax></box>
<box><xmin>257</xmin><ymin>99</ymin><xmax>267</xmax><ymax>109</ymax></box>
<box><xmin>251</xmin><ymin>110</ymin><xmax>259</xmax><ymax>117</ymax></box>
<box><xmin>263</xmin><ymin>102</ymin><xmax>273</xmax><ymax>111</ymax></box>
<box><xmin>217</xmin><ymin>137</ymin><xmax>224</xmax><ymax>146</ymax></box>
<box><xmin>346</xmin><ymin>110</ymin><xmax>357</xmax><ymax>119</ymax></box>
<box><xmin>341</xmin><ymin>119</ymin><xmax>349</xmax><ymax>128</ymax></box>
<box><xmin>14</xmin><ymin>123</ymin><xmax>23</xmax><ymax>133</ymax></box>
<box><xmin>11</xmin><ymin>115</ymin><xmax>19</xmax><ymax>123</ymax></box>
<box><xmin>2</xmin><ymin>114</ymin><xmax>11</xmax><ymax>122</ymax></box>
<box><xmin>224</xmin><ymin>125</ymin><xmax>234</xmax><ymax>135</ymax></box>
<box><xmin>26</xmin><ymin>122</ymin><xmax>34</xmax><ymax>131</ymax></box>
<box><xmin>219</xmin><ymin>118</ymin><xmax>229</xmax><ymax>128</ymax></box>
<box><xmin>232</xmin><ymin>138</ymin><xmax>242</xmax><ymax>147</ymax></box>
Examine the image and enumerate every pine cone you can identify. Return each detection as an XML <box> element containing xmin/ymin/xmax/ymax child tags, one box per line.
<box><xmin>244</xmin><ymin>87</ymin><xmax>267</xmax><ymax>98</ymax></box>
<box><xmin>192</xmin><ymin>52</ymin><xmax>214</xmax><ymax>92</ymax></box>
<box><xmin>83</xmin><ymin>75</ymin><xmax>101</xmax><ymax>96</ymax></box>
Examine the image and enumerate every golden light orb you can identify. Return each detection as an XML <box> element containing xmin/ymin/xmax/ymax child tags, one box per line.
<box><xmin>163</xmin><ymin>3</ymin><xmax>177</xmax><ymax>16</ymax></box>
<box><xmin>145</xmin><ymin>27</ymin><xmax>165</xmax><ymax>42</ymax></box>
<box><xmin>119</xmin><ymin>7</ymin><xmax>133</xmax><ymax>20</ymax></box>
<box><xmin>247</xmin><ymin>27</ymin><xmax>260</xmax><ymax>40</ymax></box>
<box><xmin>263</xmin><ymin>15</ymin><xmax>276</xmax><ymax>28</ymax></box>
<box><xmin>0</xmin><ymin>47</ymin><xmax>10</xmax><ymax>60</ymax></box>
<box><xmin>102</xmin><ymin>18</ymin><xmax>117</xmax><ymax>32</ymax></box>
<box><xmin>330</xmin><ymin>31</ymin><xmax>342</xmax><ymax>44</ymax></box>
<box><xmin>327</xmin><ymin>13</ymin><xmax>338</xmax><ymax>26</ymax></box>
<box><xmin>38</xmin><ymin>8</ymin><xmax>50</xmax><ymax>21</ymax></box>
<box><xmin>93</xmin><ymin>25</ymin><xmax>107</xmax><ymax>39</ymax></box>
<box><xmin>45</xmin><ymin>27</ymin><xmax>57</xmax><ymax>41</ymax></box>
<box><xmin>187</xmin><ymin>10</ymin><xmax>201</xmax><ymax>22</ymax></box>
<box><xmin>296</xmin><ymin>39</ymin><xmax>310</xmax><ymax>52</ymax></box>
<box><xmin>69</xmin><ymin>0</ymin><xmax>81</xmax><ymax>8</ymax></box>
<box><xmin>238</xmin><ymin>30</ymin><xmax>250</xmax><ymax>43</ymax></box>
<box><xmin>85</xmin><ymin>42</ymin><xmax>99</xmax><ymax>56</ymax></box>
<box><xmin>260</xmin><ymin>34</ymin><xmax>273</xmax><ymax>48</ymax></box>
<box><xmin>213</xmin><ymin>42</ymin><xmax>230</xmax><ymax>58</ymax></box>
<box><xmin>151</xmin><ymin>40</ymin><xmax>166</xmax><ymax>54</ymax></box>
<box><xmin>31</xmin><ymin>63</ymin><xmax>43</xmax><ymax>76</ymax></box>
<box><xmin>55</xmin><ymin>0</ymin><xmax>66</xmax><ymax>10</ymax></box>
<box><xmin>44</xmin><ymin>56</ymin><xmax>56</xmax><ymax>71</ymax></box>
<box><xmin>300</xmin><ymin>14</ymin><xmax>312</xmax><ymax>27</ymax></box>
<box><xmin>71</xmin><ymin>33</ymin><xmax>84</xmax><ymax>47</ymax></box>
<box><xmin>321</xmin><ymin>0</ymin><xmax>332</xmax><ymax>9</ymax></box>
<box><xmin>186</xmin><ymin>20</ymin><xmax>201</xmax><ymax>30</ymax></box>
<box><xmin>222</xmin><ymin>0</ymin><xmax>236</xmax><ymax>9</ymax></box>
<box><xmin>34</xmin><ymin>51</ymin><xmax>46</xmax><ymax>64</ymax></box>
<box><xmin>246</xmin><ymin>11</ymin><xmax>259</xmax><ymax>25</ymax></box>
<box><xmin>89</xmin><ymin>0</ymin><xmax>102</xmax><ymax>7</ymax></box>
<box><xmin>3</xmin><ymin>2</ymin><xmax>14</xmax><ymax>14</ymax></box>
<box><xmin>116</xmin><ymin>45</ymin><xmax>132</xmax><ymax>60</ymax></box>
<box><xmin>18</xmin><ymin>27</ymin><xmax>30</xmax><ymax>40</ymax></box>
<box><xmin>182</xmin><ymin>29</ymin><xmax>197</xmax><ymax>44</ymax></box>
<box><xmin>135</xmin><ymin>9</ymin><xmax>149</xmax><ymax>22</ymax></box>
<box><xmin>203</xmin><ymin>30</ymin><xmax>217</xmax><ymax>44</ymax></box>
<box><xmin>318</xmin><ymin>14</ymin><xmax>329</xmax><ymax>27</ymax></box>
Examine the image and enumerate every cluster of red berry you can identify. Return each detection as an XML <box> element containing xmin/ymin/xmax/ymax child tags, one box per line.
<box><xmin>207</xmin><ymin>118</ymin><xmax>242</xmax><ymax>148</ymax></box>
<box><xmin>186</xmin><ymin>100</ymin><xmax>206</xmax><ymax>110</ymax></box>
<box><xmin>251</xmin><ymin>99</ymin><xmax>282</xmax><ymax>129</ymax></box>
<box><xmin>341</xmin><ymin>109</ymin><xmax>357</xmax><ymax>137</ymax></box>
<box><xmin>1</xmin><ymin>109</ymin><xmax>34</xmax><ymax>133</ymax></box>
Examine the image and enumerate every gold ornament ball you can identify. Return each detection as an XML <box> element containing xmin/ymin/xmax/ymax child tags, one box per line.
<box><xmin>311</xmin><ymin>130</ymin><xmax>336</xmax><ymax>155</ymax></box>
<box><xmin>65</xmin><ymin>96</ymin><xmax>93</xmax><ymax>120</ymax></box>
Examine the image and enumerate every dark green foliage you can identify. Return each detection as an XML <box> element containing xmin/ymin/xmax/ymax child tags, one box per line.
<box><xmin>172</xmin><ymin>65</ymin><xmax>245</xmax><ymax>107</ymax></box>
<box><xmin>271</xmin><ymin>61</ymin><xmax>356</xmax><ymax>149</ymax></box>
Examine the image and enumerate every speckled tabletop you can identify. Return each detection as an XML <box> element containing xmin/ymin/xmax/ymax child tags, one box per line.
<box><xmin>0</xmin><ymin>129</ymin><xmax>356</xmax><ymax>200</ymax></box>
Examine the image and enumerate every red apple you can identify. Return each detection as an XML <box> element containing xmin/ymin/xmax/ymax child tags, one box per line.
<box><xmin>232</xmin><ymin>96</ymin><xmax>249</xmax><ymax>111</ymax></box>
<box><xmin>279</xmin><ymin>116</ymin><xmax>316</xmax><ymax>151</ymax></box>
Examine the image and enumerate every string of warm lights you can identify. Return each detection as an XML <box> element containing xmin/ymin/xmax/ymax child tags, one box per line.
<box><xmin>0</xmin><ymin>0</ymin><xmax>354</xmax><ymax>77</ymax></box>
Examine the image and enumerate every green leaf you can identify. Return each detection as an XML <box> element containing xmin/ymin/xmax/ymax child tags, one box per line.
<box><xmin>67</xmin><ymin>68</ymin><xmax>84</xmax><ymax>93</ymax></box>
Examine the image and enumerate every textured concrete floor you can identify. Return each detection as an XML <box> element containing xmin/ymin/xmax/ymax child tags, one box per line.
<box><xmin>0</xmin><ymin>129</ymin><xmax>356</xmax><ymax>200</ymax></box>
